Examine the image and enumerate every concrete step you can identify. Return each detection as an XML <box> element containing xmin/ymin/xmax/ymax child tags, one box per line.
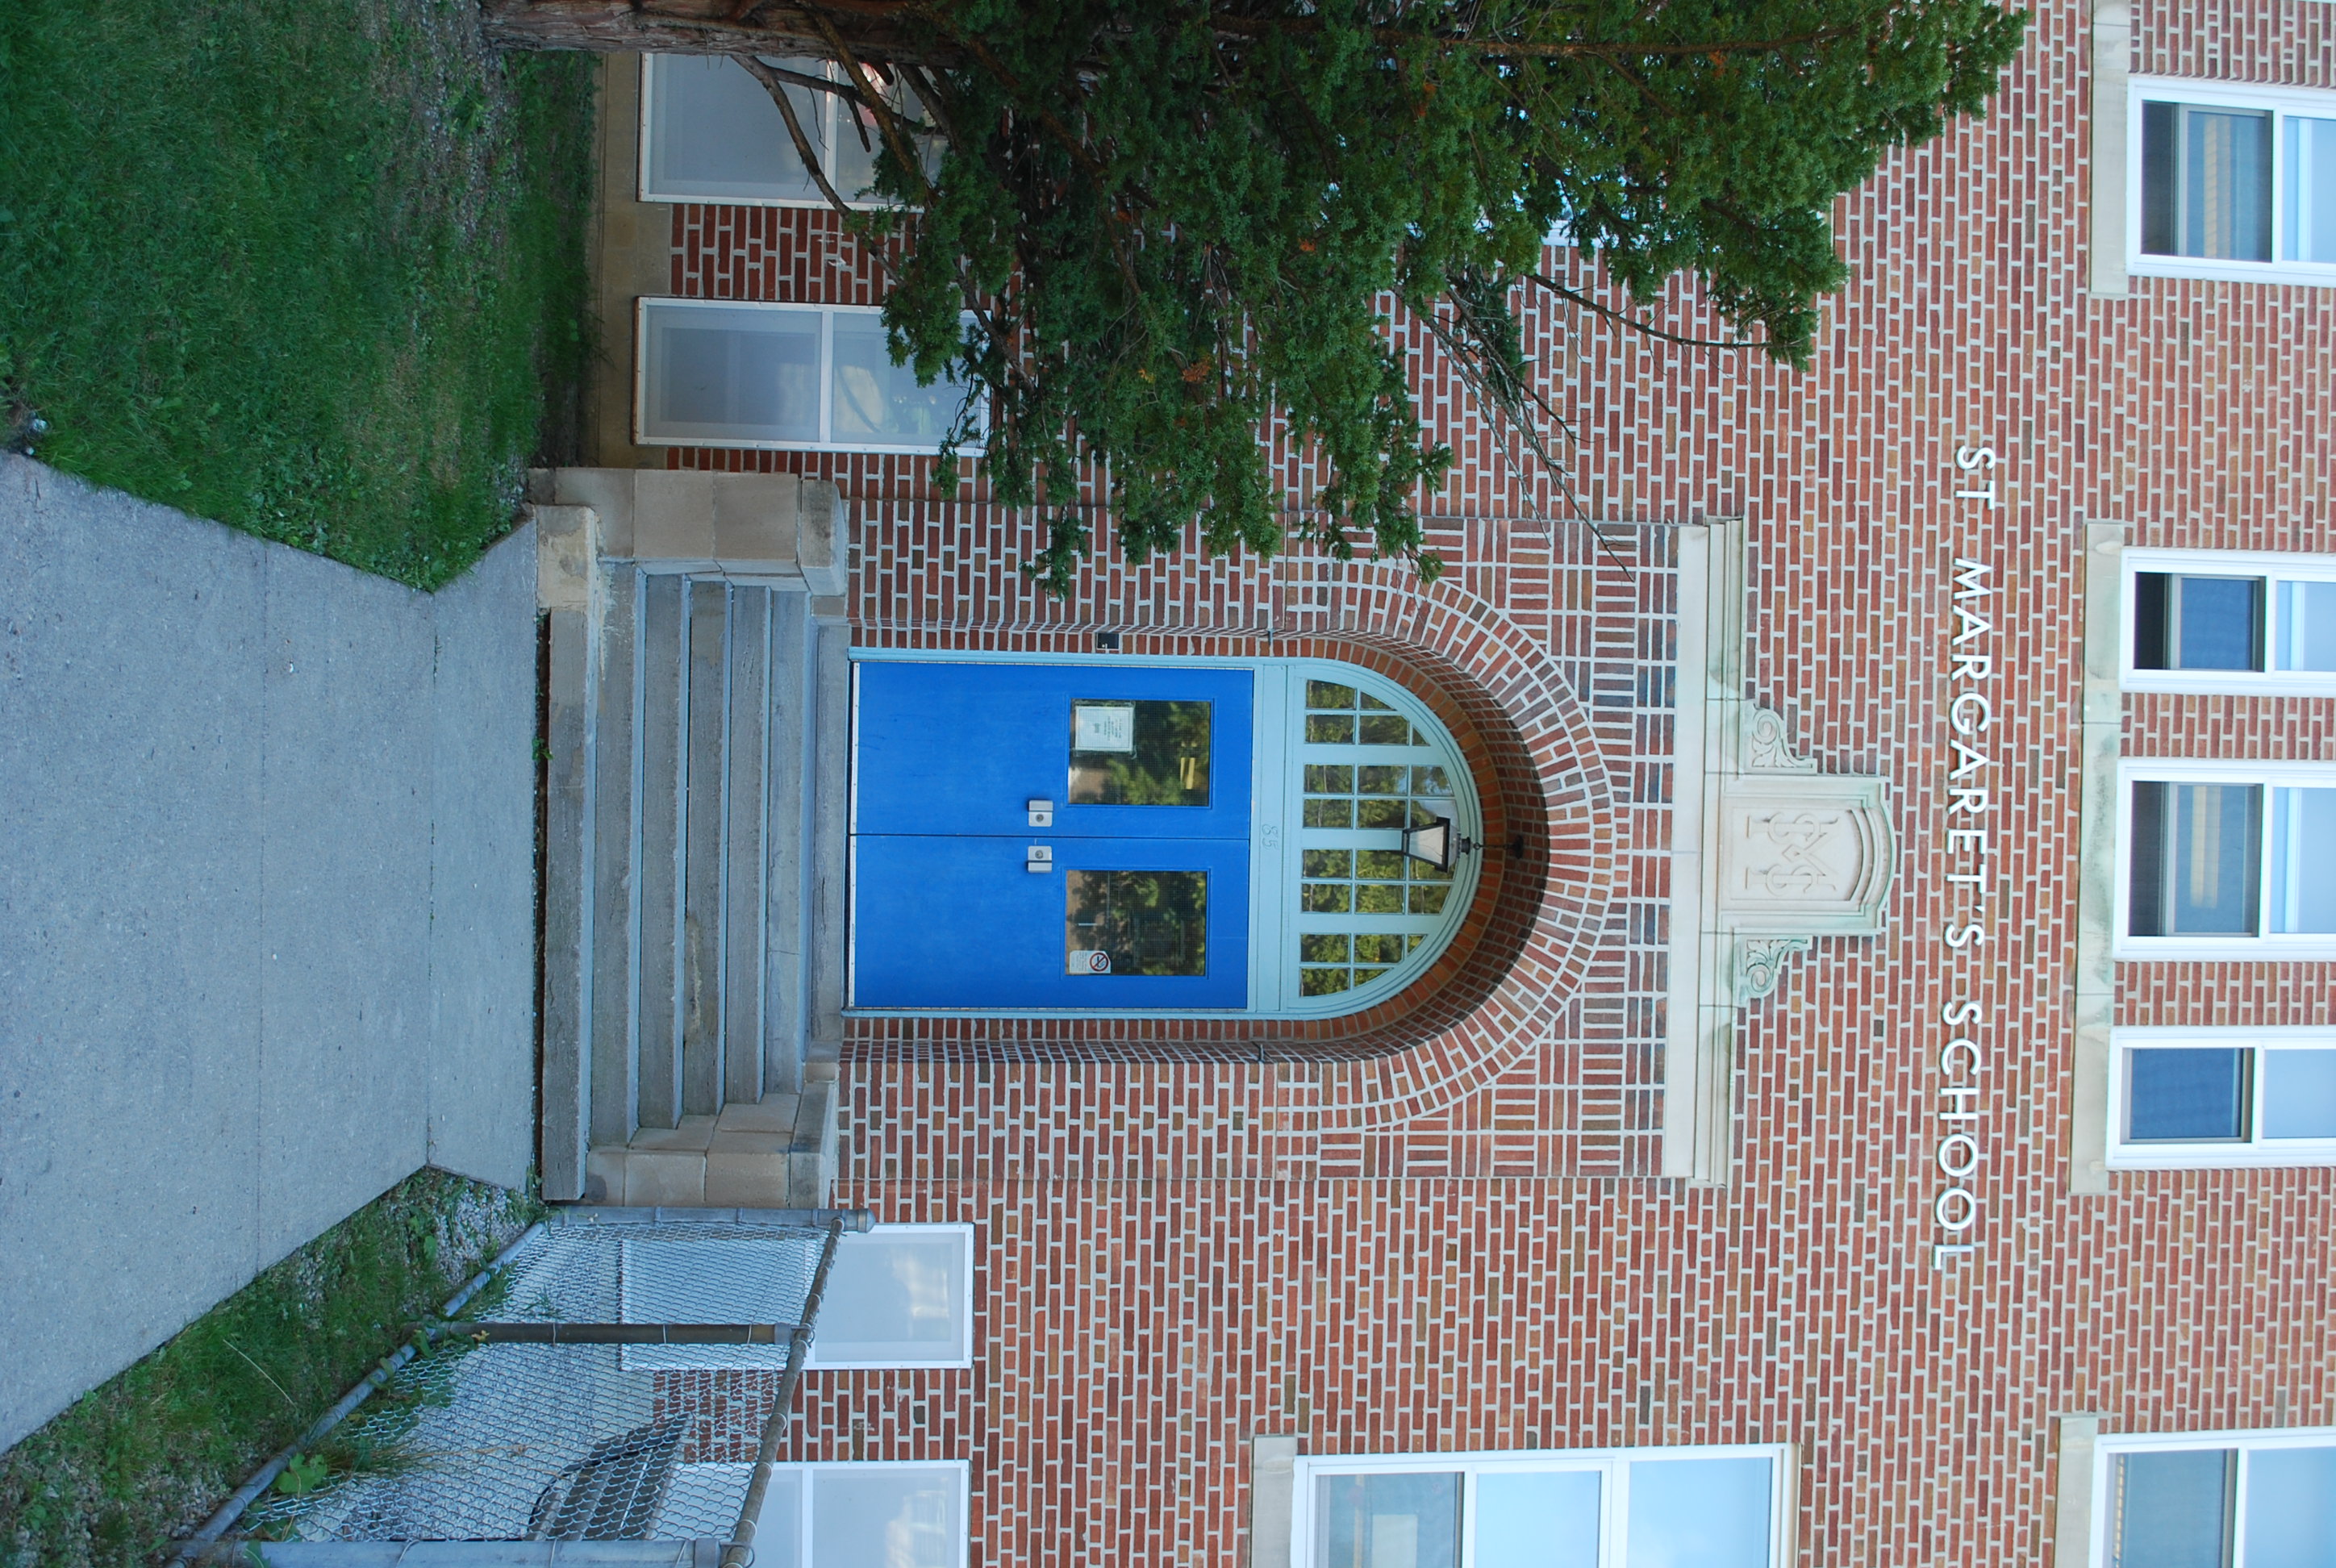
<box><xmin>723</xmin><ymin>586</ymin><xmax>771</xmax><ymax>1107</ymax></box>
<box><xmin>762</xmin><ymin>589</ymin><xmax>811</xmax><ymax>1095</ymax></box>
<box><xmin>633</xmin><ymin>573</ymin><xmax>687</xmax><ymax>1131</ymax></box>
<box><xmin>533</xmin><ymin>482</ymin><xmax>847</xmax><ymax>1207</ymax></box>
<box><xmin>585</xmin><ymin>566</ymin><xmax>640</xmax><ymax>1151</ymax></box>
<box><xmin>679</xmin><ymin>578</ymin><xmax>728</xmax><ymax>1117</ymax></box>
<box><xmin>804</xmin><ymin>614</ymin><xmax>849</xmax><ymax>1084</ymax></box>
<box><xmin>583</xmin><ymin>1086</ymin><xmax>836</xmax><ymax>1208</ymax></box>
<box><xmin>538</xmin><ymin>522</ymin><xmax>594</xmax><ymax>1203</ymax></box>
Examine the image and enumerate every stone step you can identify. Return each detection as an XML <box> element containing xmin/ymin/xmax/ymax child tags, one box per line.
<box><xmin>804</xmin><ymin>614</ymin><xmax>849</xmax><ymax>1083</ymax></box>
<box><xmin>534</xmin><ymin>481</ymin><xmax>846</xmax><ymax>1208</ymax></box>
<box><xmin>762</xmin><ymin>589</ymin><xmax>811</xmax><ymax>1095</ymax></box>
<box><xmin>722</xmin><ymin>585</ymin><xmax>771</xmax><ymax>1107</ymax></box>
<box><xmin>633</xmin><ymin>573</ymin><xmax>687</xmax><ymax>1132</ymax></box>
<box><xmin>536</xmin><ymin>505</ymin><xmax>597</xmax><ymax>1205</ymax></box>
<box><xmin>679</xmin><ymin>578</ymin><xmax>728</xmax><ymax>1117</ymax></box>
<box><xmin>583</xmin><ymin>1085</ymin><xmax>836</xmax><ymax>1208</ymax></box>
<box><xmin>585</xmin><ymin>565</ymin><xmax>640</xmax><ymax>1151</ymax></box>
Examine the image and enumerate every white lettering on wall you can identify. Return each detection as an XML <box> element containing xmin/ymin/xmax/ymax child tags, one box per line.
<box><xmin>1933</xmin><ymin>450</ymin><xmax>2000</xmax><ymax>1268</ymax></box>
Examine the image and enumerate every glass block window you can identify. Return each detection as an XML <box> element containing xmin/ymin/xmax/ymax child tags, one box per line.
<box><xmin>1287</xmin><ymin>674</ymin><xmax>1477</xmax><ymax>1007</ymax></box>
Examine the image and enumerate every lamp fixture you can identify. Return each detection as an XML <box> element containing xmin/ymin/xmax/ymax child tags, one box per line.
<box><xmin>1401</xmin><ymin>814</ymin><xmax>1475</xmax><ymax>872</ymax></box>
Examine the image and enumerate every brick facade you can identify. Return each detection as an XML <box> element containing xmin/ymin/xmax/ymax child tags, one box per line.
<box><xmin>646</xmin><ymin>0</ymin><xmax>2336</xmax><ymax>1560</ymax></box>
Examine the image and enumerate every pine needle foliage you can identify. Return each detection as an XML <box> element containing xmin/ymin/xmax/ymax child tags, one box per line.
<box><xmin>721</xmin><ymin>0</ymin><xmax>2026</xmax><ymax>591</ymax></box>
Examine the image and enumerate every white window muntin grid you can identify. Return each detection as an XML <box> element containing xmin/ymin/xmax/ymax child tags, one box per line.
<box><xmin>2085</xmin><ymin>1427</ymin><xmax>2336</xmax><ymax>1568</ymax></box>
<box><xmin>1289</xmin><ymin>1444</ymin><xmax>1793</xmax><ymax>1568</ymax></box>
<box><xmin>1274</xmin><ymin>660</ymin><xmax>1483</xmax><ymax>1015</ymax></box>
<box><xmin>2113</xmin><ymin>758</ymin><xmax>2336</xmax><ymax>960</ymax></box>
<box><xmin>2126</xmin><ymin>77</ymin><xmax>2336</xmax><ymax>286</ymax></box>
<box><xmin>2121</xmin><ymin>547</ymin><xmax>2336</xmax><ymax>696</ymax></box>
<box><xmin>638</xmin><ymin>54</ymin><xmax>912</xmax><ymax>211</ymax></box>
<box><xmin>2108</xmin><ymin>1027</ymin><xmax>2336</xmax><ymax>1168</ymax></box>
<box><xmin>635</xmin><ymin>297</ymin><xmax>983</xmax><ymax>454</ymax></box>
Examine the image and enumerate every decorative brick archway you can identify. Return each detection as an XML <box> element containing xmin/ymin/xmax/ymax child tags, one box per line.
<box><xmin>845</xmin><ymin>561</ymin><xmax>1622</xmax><ymax>1132</ymax></box>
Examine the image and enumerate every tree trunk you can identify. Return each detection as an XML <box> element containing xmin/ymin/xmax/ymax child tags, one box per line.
<box><xmin>478</xmin><ymin>0</ymin><xmax>946</xmax><ymax>63</ymax></box>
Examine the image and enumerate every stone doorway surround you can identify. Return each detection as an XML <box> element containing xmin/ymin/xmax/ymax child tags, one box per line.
<box><xmin>1665</xmin><ymin>520</ymin><xmax>1898</xmax><ymax>1184</ymax></box>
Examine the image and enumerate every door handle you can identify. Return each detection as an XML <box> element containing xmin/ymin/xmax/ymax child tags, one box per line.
<box><xmin>1026</xmin><ymin>844</ymin><xmax>1054</xmax><ymax>873</ymax></box>
<box><xmin>1027</xmin><ymin>798</ymin><xmax>1054</xmax><ymax>828</ymax></box>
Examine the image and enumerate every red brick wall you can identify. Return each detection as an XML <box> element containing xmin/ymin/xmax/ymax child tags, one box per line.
<box><xmin>656</xmin><ymin>0</ymin><xmax>2336</xmax><ymax>1560</ymax></box>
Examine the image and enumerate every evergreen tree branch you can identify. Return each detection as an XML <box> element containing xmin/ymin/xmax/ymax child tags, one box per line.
<box><xmin>1202</xmin><ymin>10</ymin><xmax>1854</xmax><ymax>58</ymax></box>
<box><xmin>736</xmin><ymin>56</ymin><xmax>859</xmax><ymax>216</ymax></box>
<box><xmin>908</xmin><ymin>5</ymin><xmax>1113</xmax><ymax>184</ymax></box>
<box><xmin>801</xmin><ymin>6</ymin><xmax>936</xmax><ymax>204</ymax></box>
<box><xmin>1521</xmin><ymin>272</ymin><xmax>1767</xmax><ymax>352</ymax></box>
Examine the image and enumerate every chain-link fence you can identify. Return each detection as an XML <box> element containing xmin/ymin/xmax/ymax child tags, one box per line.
<box><xmin>197</xmin><ymin>1209</ymin><xmax>853</xmax><ymax>1558</ymax></box>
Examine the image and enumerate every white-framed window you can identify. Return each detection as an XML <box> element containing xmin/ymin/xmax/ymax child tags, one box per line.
<box><xmin>640</xmin><ymin>52</ymin><xmax>937</xmax><ymax>208</ymax></box>
<box><xmin>2129</xmin><ymin>77</ymin><xmax>2336</xmax><ymax>286</ymax></box>
<box><xmin>2109</xmin><ymin>1028</ymin><xmax>2336</xmax><ymax>1167</ymax></box>
<box><xmin>635</xmin><ymin>298</ymin><xmax>983</xmax><ymax>452</ymax></box>
<box><xmin>663</xmin><ymin>1460</ymin><xmax>970</xmax><ymax>1568</ymax></box>
<box><xmin>2117</xmin><ymin>760</ymin><xmax>2336</xmax><ymax>958</ymax></box>
<box><xmin>2121</xmin><ymin>548</ymin><xmax>2336</xmax><ymax>696</ymax></box>
<box><xmin>807</xmin><ymin>1224</ymin><xmax>975</xmax><ymax>1370</ymax></box>
<box><xmin>609</xmin><ymin>1223</ymin><xmax>974</xmax><ymax>1371</ymax></box>
<box><xmin>1291</xmin><ymin>1445</ymin><xmax>1792</xmax><ymax>1568</ymax></box>
<box><xmin>2086</xmin><ymin>1428</ymin><xmax>2336</xmax><ymax>1568</ymax></box>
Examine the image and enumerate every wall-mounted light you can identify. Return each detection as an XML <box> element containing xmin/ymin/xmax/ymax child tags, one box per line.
<box><xmin>1402</xmin><ymin>815</ymin><xmax>1475</xmax><ymax>872</ymax></box>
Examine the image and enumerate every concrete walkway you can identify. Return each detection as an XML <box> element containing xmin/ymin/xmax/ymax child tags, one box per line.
<box><xmin>0</xmin><ymin>457</ymin><xmax>538</xmax><ymax>1452</ymax></box>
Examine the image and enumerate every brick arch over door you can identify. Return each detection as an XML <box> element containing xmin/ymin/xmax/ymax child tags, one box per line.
<box><xmin>845</xmin><ymin>568</ymin><xmax>1622</xmax><ymax>1132</ymax></box>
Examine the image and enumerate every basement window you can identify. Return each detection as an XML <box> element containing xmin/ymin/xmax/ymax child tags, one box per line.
<box><xmin>640</xmin><ymin>53</ymin><xmax>939</xmax><ymax>208</ymax></box>
<box><xmin>611</xmin><ymin>1223</ymin><xmax>974</xmax><ymax>1371</ymax></box>
<box><xmin>636</xmin><ymin>298</ymin><xmax>982</xmax><ymax>452</ymax></box>
<box><xmin>661</xmin><ymin>1462</ymin><xmax>969</xmax><ymax>1568</ymax></box>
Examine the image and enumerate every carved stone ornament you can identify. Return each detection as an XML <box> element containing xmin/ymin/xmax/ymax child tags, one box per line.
<box><xmin>1662</xmin><ymin>520</ymin><xmax>1900</xmax><ymax>1186</ymax></box>
<box><xmin>1716</xmin><ymin>720</ymin><xmax>1895</xmax><ymax>934</ymax></box>
<box><xmin>1735</xmin><ymin>936</ymin><xmax>1815</xmax><ymax>1001</ymax></box>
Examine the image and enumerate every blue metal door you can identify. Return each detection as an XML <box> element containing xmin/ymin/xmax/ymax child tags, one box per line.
<box><xmin>851</xmin><ymin>663</ymin><xmax>1253</xmax><ymax>1008</ymax></box>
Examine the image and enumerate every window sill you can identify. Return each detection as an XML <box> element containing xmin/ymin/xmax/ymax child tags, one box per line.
<box><xmin>2115</xmin><ymin>937</ymin><xmax>2336</xmax><ymax>961</ymax></box>
<box><xmin>2121</xmin><ymin>671</ymin><xmax>2336</xmax><ymax>698</ymax></box>
<box><xmin>2128</xmin><ymin>256</ymin><xmax>2336</xmax><ymax>288</ymax></box>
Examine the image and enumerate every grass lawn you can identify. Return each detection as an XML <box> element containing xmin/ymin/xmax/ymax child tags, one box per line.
<box><xmin>0</xmin><ymin>0</ymin><xmax>595</xmax><ymax>589</ymax></box>
<box><xmin>0</xmin><ymin>1170</ymin><xmax>541</xmax><ymax>1568</ymax></box>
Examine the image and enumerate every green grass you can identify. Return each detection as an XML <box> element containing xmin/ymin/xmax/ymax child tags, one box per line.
<box><xmin>0</xmin><ymin>1170</ymin><xmax>544</xmax><ymax>1568</ymax></box>
<box><xmin>0</xmin><ymin>0</ymin><xmax>595</xmax><ymax>588</ymax></box>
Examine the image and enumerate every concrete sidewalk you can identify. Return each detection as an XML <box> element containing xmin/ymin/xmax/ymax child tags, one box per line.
<box><xmin>0</xmin><ymin>457</ymin><xmax>538</xmax><ymax>1452</ymax></box>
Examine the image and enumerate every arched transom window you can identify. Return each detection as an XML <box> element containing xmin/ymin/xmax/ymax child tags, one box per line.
<box><xmin>1260</xmin><ymin>664</ymin><xmax>1482</xmax><ymax>1015</ymax></box>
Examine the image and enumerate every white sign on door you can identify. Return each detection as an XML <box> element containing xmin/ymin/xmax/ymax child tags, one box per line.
<box><xmin>1072</xmin><ymin>703</ymin><xmax>1137</xmax><ymax>753</ymax></box>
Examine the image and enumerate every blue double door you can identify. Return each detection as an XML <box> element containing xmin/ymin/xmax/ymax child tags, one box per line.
<box><xmin>851</xmin><ymin>662</ymin><xmax>1254</xmax><ymax>1008</ymax></box>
